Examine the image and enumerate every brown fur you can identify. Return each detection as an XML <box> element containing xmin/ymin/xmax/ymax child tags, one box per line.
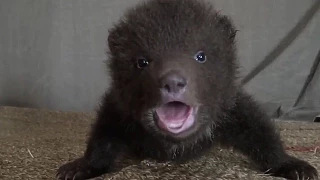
<box><xmin>107</xmin><ymin>0</ymin><xmax>238</xmax><ymax>142</ymax></box>
<box><xmin>56</xmin><ymin>0</ymin><xmax>319</xmax><ymax>180</ymax></box>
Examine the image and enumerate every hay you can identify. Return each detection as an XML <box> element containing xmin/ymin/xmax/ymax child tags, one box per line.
<box><xmin>0</xmin><ymin>106</ymin><xmax>319</xmax><ymax>180</ymax></box>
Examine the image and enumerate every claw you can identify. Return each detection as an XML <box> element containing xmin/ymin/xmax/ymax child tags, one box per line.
<box><xmin>65</xmin><ymin>171</ymin><xmax>75</xmax><ymax>180</ymax></box>
<box><xmin>56</xmin><ymin>173</ymin><xmax>63</xmax><ymax>180</ymax></box>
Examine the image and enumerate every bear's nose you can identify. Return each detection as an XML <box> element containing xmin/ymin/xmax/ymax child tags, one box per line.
<box><xmin>160</xmin><ymin>71</ymin><xmax>187</xmax><ymax>95</ymax></box>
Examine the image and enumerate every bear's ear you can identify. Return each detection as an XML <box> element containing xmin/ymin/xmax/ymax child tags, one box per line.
<box><xmin>107</xmin><ymin>24</ymin><xmax>130</xmax><ymax>55</ymax></box>
<box><xmin>229</xmin><ymin>29</ymin><xmax>239</xmax><ymax>42</ymax></box>
<box><xmin>217</xmin><ymin>15</ymin><xmax>239</xmax><ymax>42</ymax></box>
<box><xmin>107</xmin><ymin>27</ymin><xmax>121</xmax><ymax>54</ymax></box>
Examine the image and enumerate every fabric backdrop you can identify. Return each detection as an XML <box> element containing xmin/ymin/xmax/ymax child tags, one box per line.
<box><xmin>0</xmin><ymin>0</ymin><xmax>319</xmax><ymax>121</ymax></box>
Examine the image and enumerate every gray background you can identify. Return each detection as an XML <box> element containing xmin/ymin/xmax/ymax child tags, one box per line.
<box><xmin>0</xmin><ymin>0</ymin><xmax>319</xmax><ymax>121</ymax></box>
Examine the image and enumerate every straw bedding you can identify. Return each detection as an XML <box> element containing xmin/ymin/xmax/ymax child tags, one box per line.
<box><xmin>0</xmin><ymin>106</ymin><xmax>319</xmax><ymax>180</ymax></box>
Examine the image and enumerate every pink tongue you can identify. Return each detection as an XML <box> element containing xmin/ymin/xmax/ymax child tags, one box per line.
<box><xmin>156</xmin><ymin>102</ymin><xmax>190</xmax><ymax>121</ymax></box>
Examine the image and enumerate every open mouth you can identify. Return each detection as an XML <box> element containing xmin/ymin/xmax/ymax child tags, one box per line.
<box><xmin>155</xmin><ymin>101</ymin><xmax>195</xmax><ymax>134</ymax></box>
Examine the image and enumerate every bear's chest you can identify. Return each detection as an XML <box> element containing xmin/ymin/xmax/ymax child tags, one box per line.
<box><xmin>125</xmin><ymin>132</ymin><xmax>213</xmax><ymax>162</ymax></box>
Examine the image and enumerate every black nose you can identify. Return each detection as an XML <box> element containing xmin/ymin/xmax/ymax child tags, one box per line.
<box><xmin>160</xmin><ymin>71</ymin><xmax>187</xmax><ymax>94</ymax></box>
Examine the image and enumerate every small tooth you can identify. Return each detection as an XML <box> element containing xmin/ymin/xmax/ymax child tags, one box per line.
<box><xmin>168</xmin><ymin>123</ymin><xmax>183</xmax><ymax>128</ymax></box>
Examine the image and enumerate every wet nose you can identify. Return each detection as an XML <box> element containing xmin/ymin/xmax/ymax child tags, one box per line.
<box><xmin>160</xmin><ymin>71</ymin><xmax>187</xmax><ymax>94</ymax></box>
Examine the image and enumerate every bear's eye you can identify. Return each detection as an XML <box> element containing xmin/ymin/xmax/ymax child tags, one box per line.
<box><xmin>194</xmin><ymin>51</ymin><xmax>206</xmax><ymax>63</ymax></box>
<box><xmin>136</xmin><ymin>57</ymin><xmax>149</xmax><ymax>69</ymax></box>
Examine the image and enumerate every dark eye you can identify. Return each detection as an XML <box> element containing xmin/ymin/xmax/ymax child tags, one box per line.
<box><xmin>194</xmin><ymin>51</ymin><xmax>206</xmax><ymax>63</ymax></box>
<box><xmin>136</xmin><ymin>57</ymin><xmax>149</xmax><ymax>69</ymax></box>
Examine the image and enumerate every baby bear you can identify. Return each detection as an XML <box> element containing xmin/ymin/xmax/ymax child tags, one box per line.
<box><xmin>56</xmin><ymin>0</ymin><xmax>318</xmax><ymax>179</ymax></box>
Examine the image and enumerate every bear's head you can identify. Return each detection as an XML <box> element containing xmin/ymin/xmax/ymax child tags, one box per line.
<box><xmin>107</xmin><ymin>0</ymin><xmax>239</xmax><ymax>142</ymax></box>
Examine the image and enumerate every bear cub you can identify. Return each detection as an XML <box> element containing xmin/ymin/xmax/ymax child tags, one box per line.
<box><xmin>56</xmin><ymin>0</ymin><xmax>319</xmax><ymax>179</ymax></box>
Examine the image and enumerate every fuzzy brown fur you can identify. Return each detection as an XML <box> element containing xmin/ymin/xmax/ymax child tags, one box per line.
<box><xmin>56</xmin><ymin>0</ymin><xmax>318</xmax><ymax>180</ymax></box>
